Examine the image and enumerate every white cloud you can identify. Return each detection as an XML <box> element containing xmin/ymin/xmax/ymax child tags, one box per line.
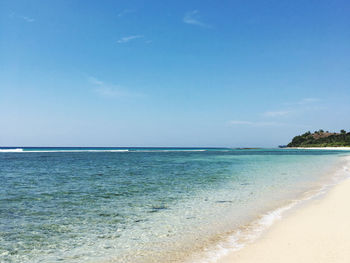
<box><xmin>229</xmin><ymin>120</ymin><xmax>285</xmax><ymax>126</ymax></box>
<box><xmin>117</xmin><ymin>9</ymin><xmax>135</xmax><ymax>18</ymax></box>
<box><xmin>21</xmin><ymin>16</ymin><xmax>35</xmax><ymax>22</ymax></box>
<box><xmin>298</xmin><ymin>98</ymin><xmax>321</xmax><ymax>104</ymax></box>
<box><xmin>88</xmin><ymin>77</ymin><xmax>104</xmax><ymax>86</ymax></box>
<box><xmin>10</xmin><ymin>13</ymin><xmax>35</xmax><ymax>22</ymax></box>
<box><xmin>228</xmin><ymin>120</ymin><xmax>309</xmax><ymax>127</ymax></box>
<box><xmin>94</xmin><ymin>86</ymin><xmax>132</xmax><ymax>98</ymax></box>
<box><xmin>88</xmin><ymin>76</ymin><xmax>143</xmax><ymax>98</ymax></box>
<box><xmin>229</xmin><ymin>120</ymin><xmax>254</xmax><ymax>125</ymax></box>
<box><xmin>263</xmin><ymin>98</ymin><xmax>322</xmax><ymax>117</ymax></box>
<box><xmin>183</xmin><ymin>10</ymin><xmax>211</xmax><ymax>28</ymax></box>
<box><xmin>284</xmin><ymin>97</ymin><xmax>321</xmax><ymax>106</ymax></box>
<box><xmin>228</xmin><ymin>97</ymin><xmax>321</xmax><ymax>128</ymax></box>
<box><xmin>263</xmin><ymin>110</ymin><xmax>291</xmax><ymax>117</ymax></box>
<box><xmin>117</xmin><ymin>35</ymin><xmax>143</xmax><ymax>44</ymax></box>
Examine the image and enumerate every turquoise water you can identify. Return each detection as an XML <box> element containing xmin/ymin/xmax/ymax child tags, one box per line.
<box><xmin>0</xmin><ymin>148</ymin><xmax>348</xmax><ymax>263</ymax></box>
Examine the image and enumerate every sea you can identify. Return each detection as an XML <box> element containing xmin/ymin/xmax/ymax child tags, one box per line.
<box><xmin>1</xmin><ymin>147</ymin><xmax>349</xmax><ymax>263</ymax></box>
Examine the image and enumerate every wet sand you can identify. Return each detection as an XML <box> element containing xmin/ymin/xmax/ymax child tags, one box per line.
<box><xmin>217</xmin><ymin>157</ymin><xmax>350</xmax><ymax>263</ymax></box>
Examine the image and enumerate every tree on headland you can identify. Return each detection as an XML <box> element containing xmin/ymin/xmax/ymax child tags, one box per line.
<box><xmin>287</xmin><ymin>130</ymin><xmax>350</xmax><ymax>147</ymax></box>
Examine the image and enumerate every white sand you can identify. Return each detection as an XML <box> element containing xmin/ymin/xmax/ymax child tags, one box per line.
<box><xmin>217</xmin><ymin>157</ymin><xmax>350</xmax><ymax>263</ymax></box>
<box><xmin>289</xmin><ymin>147</ymin><xmax>350</xmax><ymax>150</ymax></box>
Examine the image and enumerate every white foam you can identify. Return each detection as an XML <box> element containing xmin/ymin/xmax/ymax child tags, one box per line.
<box><xmin>81</xmin><ymin>149</ymin><xmax>129</xmax><ymax>152</ymax></box>
<box><xmin>195</xmin><ymin>156</ymin><xmax>350</xmax><ymax>263</ymax></box>
<box><xmin>0</xmin><ymin>149</ymin><xmax>131</xmax><ymax>153</ymax></box>
<box><xmin>0</xmin><ymin>149</ymin><xmax>208</xmax><ymax>153</ymax></box>
<box><xmin>0</xmin><ymin>148</ymin><xmax>24</xmax><ymax>153</ymax></box>
<box><xmin>133</xmin><ymin>149</ymin><xmax>207</xmax><ymax>152</ymax></box>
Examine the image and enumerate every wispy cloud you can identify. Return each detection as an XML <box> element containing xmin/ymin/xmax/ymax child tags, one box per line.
<box><xmin>229</xmin><ymin>120</ymin><xmax>286</xmax><ymax>126</ymax></box>
<box><xmin>298</xmin><ymin>97</ymin><xmax>321</xmax><ymax>104</ymax></box>
<box><xmin>262</xmin><ymin>110</ymin><xmax>292</xmax><ymax>117</ymax></box>
<box><xmin>88</xmin><ymin>77</ymin><xmax>144</xmax><ymax>98</ymax></box>
<box><xmin>21</xmin><ymin>16</ymin><xmax>35</xmax><ymax>22</ymax></box>
<box><xmin>10</xmin><ymin>12</ymin><xmax>35</xmax><ymax>22</ymax></box>
<box><xmin>183</xmin><ymin>10</ymin><xmax>211</xmax><ymax>28</ymax></box>
<box><xmin>263</xmin><ymin>98</ymin><xmax>322</xmax><ymax>118</ymax></box>
<box><xmin>284</xmin><ymin>97</ymin><xmax>321</xmax><ymax>106</ymax></box>
<box><xmin>88</xmin><ymin>77</ymin><xmax>104</xmax><ymax>86</ymax></box>
<box><xmin>117</xmin><ymin>35</ymin><xmax>143</xmax><ymax>44</ymax></box>
<box><xmin>229</xmin><ymin>120</ymin><xmax>255</xmax><ymax>125</ymax></box>
<box><xmin>117</xmin><ymin>9</ymin><xmax>135</xmax><ymax>18</ymax></box>
<box><xmin>228</xmin><ymin>120</ymin><xmax>309</xmax><ymax>127</ymax></box>
<box><xmin>228</xmin><ymin>97</ymin><xmax>322</xmax><ymax>128</ymax></box>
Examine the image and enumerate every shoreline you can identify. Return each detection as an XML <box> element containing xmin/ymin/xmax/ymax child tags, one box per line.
<box><xmin>213</xmin><ymin>155</ymin><xmax>350</xmax><ymax>263</ymax></box>
<box><xmin>287</xmin><ymin>147</ymin><xmax>350</xmax><ymax>150</ymax></box>
<box><xmin>2</xmin><ymin>149</ymin><xmax>349</xmax><ymax>263</ymax></box>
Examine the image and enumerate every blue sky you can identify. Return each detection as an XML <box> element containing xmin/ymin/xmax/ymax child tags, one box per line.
<box><xmin>1</xmin><ymin>0</ymin><xmax>349</xmax><ymax>147</ymax></box>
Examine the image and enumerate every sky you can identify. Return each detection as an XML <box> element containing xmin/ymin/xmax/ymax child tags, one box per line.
<box><xmin>1</xmin><ymin>0</ymin><xmax>349</xmax><ymax>147</ymax></box>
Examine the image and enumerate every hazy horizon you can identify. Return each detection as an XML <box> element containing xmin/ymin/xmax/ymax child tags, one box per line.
<box><xmin>1</xmin><ymin>0</ymin><xmax>349</xmax><ymax>147</ymax></box>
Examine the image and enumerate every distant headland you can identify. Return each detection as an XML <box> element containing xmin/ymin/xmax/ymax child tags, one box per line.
<box><xmin>287</xmin><ymin>130</ymin><xmax>350</xmax><ymax>147</ymax></box>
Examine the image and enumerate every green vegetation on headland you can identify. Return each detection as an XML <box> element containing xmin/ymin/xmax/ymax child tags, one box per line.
<box><xmin>287</xmin><ymin>130</ymin><xmax>350</xmax><ymax>147</ymax></box>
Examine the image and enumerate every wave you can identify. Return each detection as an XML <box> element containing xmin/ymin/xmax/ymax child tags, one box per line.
<box><xmin>131</xmin><ymin>149</ymin><xmax>207</xmax><ymax>152</ymax></box>
<box><xmin>0</xmin><ymin>149</ymin><xmax>208</xmax><ymax>153</ymax></box>
<box><xmin>196</xmin><ymin>200</ymin><xmax>315</xmax><ymax>263</ymax></box>
<box><xmin>27</xmin><ymin>149</ymin><xmax>130</xmax><ymax>153</ymax></box>
<box><xmin>0</xmin><ymin>149</ymin><xmax>129</xmax><ymax>153</ymax></box>
<box><xmin>194</xmin><ymin>157</ymin><xmax>350</xmax><ymax>263</ymax></box>
<box><xmin>0</xmin><ymin>148</ymin><xmax>24</xmax><ymax>152</ymax></box>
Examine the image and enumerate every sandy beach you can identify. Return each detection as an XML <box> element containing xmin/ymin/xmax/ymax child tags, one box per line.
<box><xmin>217</xmin><ymin>156</ymin><xmax>350</xmax><ymax>263</ymax></box>
<box><xmin>289</xmin><ymin>147</ymin><xmax>350</xmax><ymax>150</ymax></box>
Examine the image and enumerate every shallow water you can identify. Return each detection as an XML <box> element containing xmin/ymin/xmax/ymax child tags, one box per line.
<box><xmin>0</xmin><ymin>148</ymin><xmax>348</xmax><ymax>262</ymax></box>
